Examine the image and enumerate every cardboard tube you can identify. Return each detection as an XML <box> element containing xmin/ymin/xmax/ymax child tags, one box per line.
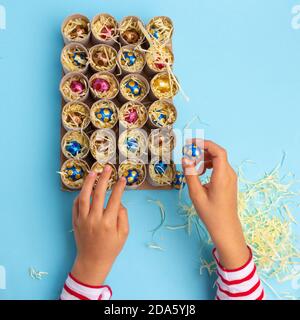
<box><xmin>90</xmin><ymin>129</ymin><xmax>117</xmax><ymax>163</ymax></box>
<box><xmin>60</xmin><ymin>72</ymin><xmax>89</xmax><ymax>103</ymax></box>
<box><xmin>147</xmin><ymin>157</ymin><xmax>176</xmax><ymax>187</ymax></box>
<box><xmin>148</xmin><ymin>128</ymin><xmax>176</xmax><ymax>157</ymax></box>
<box><xmin>117</xmin><ymin>45</ymin><xmax>146</xmax><ymax>75</ymax></box>
<box><xmin>91</xmin><ymin>13</ymin><xmax>119</xmax><ymax>46</ymax></box>
<box><xmin>61</xmin><ymin>42</ymin><xmax>89</xmax><ymax>74</ymax></box>
<box><xmin>119</xmin><ymin>73</ymin><xmax>150</xmax><ymax>103</ymax></box>
<box><xmin>60</xmin><ymin>159</ymin><xmax>90</xmax><ymax>190</ymax></box>
<box><xmin>62</xmin><ymin>101</ymin><xmax>90</xmax><ymax>131</ymax></box>
<box><xmin>118</xmin><ymin>158</ymin><xmax>146</xmax><ymax>190</ymax></box>
<box><xmin>61</xmin><ymin>131</ymin><xmax>90</xmax><ymax>159</ymax></box>
<box><xmin>90</xmin><ymin>99</ymin><xmax>119</xmax><ymax>129</ymax></box>
<box><xmin>146</xmin><ymin>16</ymin><xmax>173</xmax><ymax>46</ymax></box>
<box><xmin>89</xmin><ymin>71</ymin><xmax>119</xmax><ymax>100</ymax></box>
<box><xmin>144</xmin><ymin>45</ymin><xmax>174</xmax><ymax>76</ymax></box>
<box><xmin>149</xmin><ymin>71</ymin><xmax>179</xmax><ymax>100</ymax></box>
<box><xmin>119</xmin><ymin>16</ymin><xmax>145</xmax><ymax>46</ymax></box>
<box><xmin>61</xmin><ymin>14</ymin><xmax>91</xmax><ymax>46</ymax></box>
<box><xmin>119</xmin><ymin>101</ymin><xmax>148</xmax><ymax>129</ymax></box>
<box><xmin>147</xmin><ymin>99</ymin><xmax>177</xmax><ymax>129</ymax></box>
<box><xmin>89</xmin><ymin>44</ymin><xmax>118</xmax><ymax>73</ymax></box>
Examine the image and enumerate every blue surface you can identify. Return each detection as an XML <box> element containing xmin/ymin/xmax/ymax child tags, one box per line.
<box><xmin>1</xmin><ymin>0</ymin><xmax>300</xmax><ymax>300</ymax></box>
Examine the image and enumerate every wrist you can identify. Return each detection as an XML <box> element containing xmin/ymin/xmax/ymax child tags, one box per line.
<box><xmin>71</xmin><ymin>256</ymin><xmax>112</xmax><ymax>286</ymax></box>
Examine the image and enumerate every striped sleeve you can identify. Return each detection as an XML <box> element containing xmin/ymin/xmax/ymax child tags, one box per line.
<box><xmin>213</xmin><ymin>247</ymin><xmax>265</xmax><ymax>300</ymax></box>
<box><xmin>60</xmin><ymin>273</ymin><xmax>112</xmax><ymax>300</ymax></box>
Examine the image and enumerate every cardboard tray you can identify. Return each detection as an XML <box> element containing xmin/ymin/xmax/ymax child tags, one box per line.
<box><xmin>60</xmin><ymin>19</ymin><xmax>174</xmax><ymax>191</ymax></box>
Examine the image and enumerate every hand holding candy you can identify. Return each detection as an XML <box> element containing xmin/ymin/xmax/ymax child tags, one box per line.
<box><xmin>71</xmin><ymin>166</ymin><xmax>128</xmax><ymax>286</ymax></box>
<box><xmin>182</xmin><ymin>140</ymin><xmax>249</xmax><ymax>270</ymax></box>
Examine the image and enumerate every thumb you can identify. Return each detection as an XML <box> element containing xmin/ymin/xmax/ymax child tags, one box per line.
<box><xmin>182</xmin><ymin>158</ymin><xmax>207</xmax><ymax>204</ymax></box>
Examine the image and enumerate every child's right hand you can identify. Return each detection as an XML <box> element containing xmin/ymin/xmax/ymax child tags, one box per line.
<box><xmin>182</xmin><ymin>140</ymin><xmax>250</xmax><ymax>270</ymax></box>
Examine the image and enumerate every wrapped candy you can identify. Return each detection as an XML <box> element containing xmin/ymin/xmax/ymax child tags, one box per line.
<box><xmin>61</xmin><ymin>43</ymin><xmax>89</xmax><ymax>74</ymax></box>
<box><xmin>91</xmin><ymin>13</ymin><xmax>119</xmax><ymax>45</ymax></box>
<box><xmin>118</xmin><ymin>129</ymin><xmax>148</xmax><ymax>160</ymax></box>
<box><xmin>146</xmin><ymin>16</ymin><xmax>173</xmax><ymax>45</ymax></box>
<box><xmin>148</xmin><ymin>158</ymin><xmax>176</xmax><ymax>186</ymax></box>
<box><xmin>172</xmin><ymin>171</ymin><xmax>186</xmax><ymax>190</ymax></box>
<box><xmin>61</xmin><ymin>131</ymin><xmax>89</xmax><ymax>159</ymax></box>
<box><xmin>90</xmin><ymin>129</ymin><xmax>116</xmax><ymax>163</ymax></box>
<box><xmin>183</xmin><ymin>143</ymin><xmax>202</xmax><ymax>161</ymax></box>
<box><xmin>91</xmin><ymin>162</ymin><xmax>118</xmax><ymax>190</ymax></box>
<box><xmin>89</xmin><ymin>72</ymin><xmax>119</xmax><ymax>99</ymax></box>
<box><xmin>145</xmin><ymin>46</ymin><xmax>174</xmax><ymax>74</ymax></box>
<box><xmin>119</xmin><ymin>101</ymin><xmax>147</xmax><ymax>129</ymax></box>
<box><xmin>148</xmin><ymin>100</ymin><xmax>177</xmax><ymax>128</ymax></box>
<box><xmin>150</xmin><ymin>72</ymin><xmax>179</xmax><ymax>100</ymax></box>
<box><xmin>118</xmin><ymin>159</ymin><xmax>146</xmax><ymax>189</ymax></box>
<box><xmin>90</xmin><ymin>100</ymin><xmax>118</xmax><ymax>129</ymax></box>
<box><xmin>61</xmin><ymin>14</ymin><xmax>91</xmax><ymax>45</ymax></box>
<box><xmin>148</xmin><ymin>128</ymin><xmax>176</xmax><ymax>156</ymax></box>
<box><xmin>119</xmin><ymin>16</ymin><xmax>145</xmax><ymax>46</ymax></box>
<box><xmin>117</xmin><ymin>45</ymin><xmax>146</xmax><ymax>74</ymax></box>
<box><xmin>120</xmin><ymin>74</ymin><xmax>149</xmax><ymax>102</ymax></box>
<box><xmin>61</xmin><ymin>102</ymin><xmax>90</xmax><ymax>131</ymax></box>
<box><xmin>60</xmin><ymin>159</ymin><xmax>90</xmax><ymax>190</ymax></box>
<box><xmin>89</xmin><ymin>44</ymin><xmax>118</xmax><ymax>72</ymax></box>
<box><xmin>60</xmin><ymin>72</ymin><xmax>89</xmax><ymax>102</ymax></box>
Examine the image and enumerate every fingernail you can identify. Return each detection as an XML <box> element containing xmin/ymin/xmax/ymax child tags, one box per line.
<box><xmin>183</xmin><ymin>158</ymin><xmax>193</xmax><ymax>166</ymax></box>
<box><xmin>89</xmin><ymin>171</ymin><xmax>96</xmax><ymax>177</ymax></box>
<box><xmin>104</xmin><ymin>165</ymin><xmax>112</xmax><ymax>173</ymax></box>
<box><xmin>120</xmin><ymin>176</ymin><xmax>127</xmax><ymax>184</ymax></box>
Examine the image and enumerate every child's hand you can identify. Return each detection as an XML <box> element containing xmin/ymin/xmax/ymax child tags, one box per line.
<box><xmin>71</xmin><ymin>165</ymin><xmax>129</xmax><ymax>286</ymax></box>
<box><xmin>182</xmin><ymin>140</ymin><xmax>249</xmax><ymax>269</ymax></box>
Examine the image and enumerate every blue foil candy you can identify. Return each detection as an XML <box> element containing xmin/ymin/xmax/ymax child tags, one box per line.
<box><xmin>66</xmin><ymin>140</ymin><xmax>82</xmax><ymax>157</ymax></box>
<box><xmin>122</xmin><ymin>51</ymin><xmax>137</xmax><ymax>66</ymax></box>
<box><xmin>183</xmin><ymin>143</ymin><xmax>202</xmax><ymax>160</ymax></box>
<box><xmin>173</xmin><ymin>171</ymin><xmax>186</xmax><ymax>190</ymax></box>
<box><xmin>150</xmin><ymin>26</ymin><xmax>159</xmax><ymax>39</ymax></box>
<box><xmin>126</xmin><ymin>137</ymin><xmax>139</xmax><ymax>152</ymax></box>
<box><xmin>125</xmin><ymin>169</ymin><xmax>139</xmax><ymax>185</ymax></box>
<box><xmin>95</xmin><ymin>108</ymin><xmax>113</xmax><ymax>123</ymax></box>
<box><xmin>65</xmin><ymin>165</ymin><xmax>84</xmax><ymax>181</ymax></box>
<box><xmin>125</xmin><ymin>80</ymin><xmax>141</xmax><ymax>97</ymax></box>
<box><xmin>154</xmin><ymin>161</ymin><xmax>168</xmax><ymax>175</ymax></box>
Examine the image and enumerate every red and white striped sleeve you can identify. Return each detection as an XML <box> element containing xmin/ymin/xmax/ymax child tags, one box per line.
<box><xmin>60</xmin><ymin>273</ymin><xmax>112</xmax><ymax>300</ymax></box>
<box><xmin>213</xmin><ymin>247</ymin><xmax>265</xmax><ymax>300</ymax></box>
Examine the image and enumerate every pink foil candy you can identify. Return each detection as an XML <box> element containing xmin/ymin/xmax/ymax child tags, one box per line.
<box><xmin>125</xmin><ymin>108</ymin><xmax>138</xmax><ymax>124</ymax></box>
<box><xmin>101</xmin><ymin>26</ymin><xmax>113</xmax><ymax>40</ymax></box>
<box><xmin>92</xmin><ymin>78</ymin><xmax>110</xmax><ymax>92</ymax></box>
<box><xmin>70</xmin><ymin>80</ymin><xmax>85</xmax><ymax>93</ymax></box>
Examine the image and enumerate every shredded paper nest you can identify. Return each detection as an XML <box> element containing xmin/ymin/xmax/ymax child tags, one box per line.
<box><xmin>119</xmin><ymin>101</ymin><xmax>147</xmax><ymax>129</ymax></box>
<box><xmin>89</xmin><ymin>44</ymin><xmax>117</xmax><ymax>72</ymax></box>
<box><xmin>118</xmin><ymin>129</ymin><xmax>148</xmax><ymax>159</ymax></box>
<box><xmin>149</xmin><ymin>128</ymin><xmax>176</xmax><ymax>156</ymax></box>
<box><xmin>61</xmin><ymin>44</ymin><xmax>89</xmax><ymax>72</ymax></box>
<box><xmin>149</xmin><ymin>159</ymin><xmax>176</xmax><ymax>186</ymax></box>
<box><xmin>119</xmin><ymin>16</ymin><xmax>144</xmax><ymax>45</ymax></box>
<box><xmin>63</xmin><ymin>16</ymin><xmax>90</xmax><ymax>42</ymax></box>
<box><xmin>90</xmin><ymin>129</ymin><xmax>116</xmax><ymax>163</ymax></box>
<box><xmin>90</xmin><ymin>100</ymin><xmax>118</xmax><ymax>129</ymax></box>
<box><xmin>61</xmin><ymin>131</ymin><xmax>90</xmax><ymax>159</ymax></box>
<box><xmin>118</xmin><ymin>46</ymin><xmax>145</xmax><ymax>73</ymax></box>
<box><xmin>91</xmin><ymin>14</ymin><xmax>118</xmax><ymax>42</ymax></box>
<box><xmin>148</xmin><ymin>100</ymin><xmax>177</xmax><ymax>128</ymax></box>
<box><xmin>89</xmin><ymin>72</ymin><xmax>119</xmax><ymax>99</ymax></box>
<box><xmin>146</xmin><ymin>16</ymin><xmax>173</xmax><ymax>45</ymax></box>
<box><xmin>60</xmin><ymin>159</ymin><xmax>89</xmax><ymax>190</ymax></box>
<box><xmin>61</xmin><ymin>73</ymin><xmax>88</xmax><ymax>101</ymax></box>
<box><xmin>120</xmin><ymin>75</ymin><xmax>149</xmax><ymax>101</ymax></box>
<box><xmin>118</xmin><ymin>159</ymin><xmax>146</xmax><ymax>187</ymax></box>
<box><xmin>151</xmin><ymin>72</ymin><xmax>179</xmax><ymax>99</ymax></box>
<box><xmin>146</xmin><ymin>46</ymin><xmax>174</xmax><ymax>73</ymax></box>
<box><xmin>62</xmin><ymin>102</ymin><xmax>90</xmax><ymax>130</ymax></box>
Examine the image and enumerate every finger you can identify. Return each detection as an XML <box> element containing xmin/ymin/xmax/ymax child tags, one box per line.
<box><xmin>204</xmin><ymin>140</ymin><xmax>228</xmax><ymax>169</ymax></box>
<box><xmin>91</xmin><ymin>165</ymin><xmax>112</xmax><ymax>217</ymax></box>
<box><xmin>105</xmin><ymin>177</ymin><xmax>127</xmax><ymax>221</ymax></box>
<box><xmin>117</xmin><ymin>204</ymin><xmax>129</xmax><ymax>238</ymax></box>
<box><xmin>78</xmin><ymin>171</ymin><xmax>97</xmax><ymax>218</ymax></box>
<box><xmin>182</xmin><ymin>158</ymin><xmax>207</xmax><ymax>203</ymax></box>
<box><xmin>72</xmin><ymin>196</ymin><xmax>79</xmax><ymax>228</ymax></box>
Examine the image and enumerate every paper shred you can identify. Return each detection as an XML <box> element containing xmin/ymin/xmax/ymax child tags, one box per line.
<box><xmin>29</xmin><ymin>267</ymin><xmax>48</xmax><ymax>280</ymax></box>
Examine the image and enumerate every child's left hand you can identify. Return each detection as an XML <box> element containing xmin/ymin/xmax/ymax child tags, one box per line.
<box><xmin>71</xmin><ymin>165</ymin><xmax>129</xmax><ymax>286</ymax></box>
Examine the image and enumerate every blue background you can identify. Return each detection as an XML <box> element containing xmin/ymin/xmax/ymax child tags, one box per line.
<box><xmin>0</xmin><ymin>0</ymin><xmax>300</xmax><ymax>299</ymax></box>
